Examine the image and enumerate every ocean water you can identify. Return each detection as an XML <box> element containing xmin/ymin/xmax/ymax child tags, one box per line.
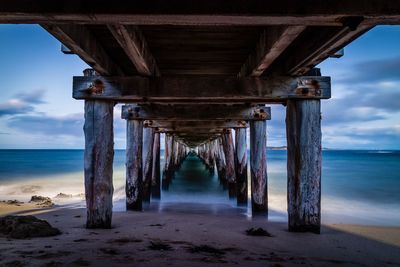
<box><xmin>0</xmin><ymin>149</ymin><xmax>399</xmax><ymax>226</ymax></box>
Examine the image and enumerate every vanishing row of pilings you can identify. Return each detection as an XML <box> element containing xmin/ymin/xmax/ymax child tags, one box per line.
<box><xmin>82</xmin><ymin>68</ymin><xmax>322</xmax><ymax>234</ymax></box>
<box><xmin>195</xmin><ymin>123</ymin><xmax>268</xmax><ymax>212</ymax></box>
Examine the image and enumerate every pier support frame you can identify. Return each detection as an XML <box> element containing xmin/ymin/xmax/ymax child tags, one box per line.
<box><xmin>126</xmin><ymin>119</ymin><xmax>143</xmax><ymax>211</ymax></box>
<box><xmin>235</xmin><ymin>128</ymin><xmax>248</xmax><ymax>206</ymax></box>
<box><xmin>250</xmin><ymin>120</ymin><xmax>268</xmax><ymax>215</ymax></box>
<box><xmin>84</xmin><ymin>100</ymin><xmax>114</xmax><ymax>228</ymax></box>
<box><xmin>151</xmin><ymin>132</ymin><xmax>161</xmax><ymax>199</ymax></box>
<box><xmin>286</xmin><ymin>100</ymin><xmax>322</xmax><ymax>233</ymax></box>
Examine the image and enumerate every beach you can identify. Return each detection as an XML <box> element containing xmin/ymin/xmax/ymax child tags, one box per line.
<box><xmin>0</xmin><ymin>202</ymin><xmax>399</xmax><ymax>267</ymax></box>
<box><xmin>1</xmin><ymin>150</ymin><xmax>400</xmax><ymax>266</ymax></box>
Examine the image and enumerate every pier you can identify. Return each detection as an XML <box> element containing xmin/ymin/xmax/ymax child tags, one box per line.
<box><xmin>1</xmin><ymin>1</ymin><xmax>399</xmax><ymax>234</ymax></box>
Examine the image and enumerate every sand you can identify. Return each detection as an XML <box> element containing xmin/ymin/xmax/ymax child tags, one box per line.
<box><xmin>0</xmin><ymin>202</ymin><xmax>399</xmax><ymax>267</ymax></box>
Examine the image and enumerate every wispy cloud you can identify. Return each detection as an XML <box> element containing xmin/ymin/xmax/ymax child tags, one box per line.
<box><xmin>0</xmin><ymin>89</ymin><xmax>46</xmax><ymax>117</ymax></box>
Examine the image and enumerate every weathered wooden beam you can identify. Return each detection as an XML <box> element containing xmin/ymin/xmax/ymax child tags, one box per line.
<box><xmin>151</xmin><ymin>132</ymin><xmax>161</xmax><ymax>199</ymax></box>
<box><xmin>126</xmin><ymin>120</ymin><xmax>143</xmax><ymax>211</ymax></box>
<box><xmin>2</xmin><ymin>1</ymin><xmax>400</xmax><ymax>25</ymax></box>
<box><xmin>235</xmin><ymin>128</ymin><xmax>248</xmax><ymax>206</ymax></box>
<box><xmin>273</xmin><ymin>24</ymin><xmax>372</xmax><ymax>75</ymax></box>
<box><xmin>84</xmin><ymin>100</ymin><xmax>114</xmax><ymax>228</ymax></box>
<box><xmin>142</xmin><ymin>127</ymin><xmax>154</xmax><ymax>202</ymax></box>
<box><xmin>221</xmin><ymin>130</ymin><xmax>236</xmax><ymax>198</ymax></box>
<box><xmin>73</xmin><ymin>76</ymin><xmax>331</xmax><ymax>103</ymax></box>
<box><xmin>286</xmin><ymin>100</ymin><xmax>322</xmax><ymax>233</ymax></box>
<box><xmin>239</xmin><ymin>26</ymin><xmax>306</xmax><ymax>77</ymax></box>
<box><xmin>107</xmin><ymin>25</ymin><xmax>160</xmax><ymax>76</ymax></box>
<box><xmin>41</xmin><ymin>25</ymin><xmax>123</xmax><ymax>76</ymax></box>
<box><xmin>144</xmin><ymin>120</ymin><xmax>248</xmax><ymax>129</ymax></box>
<box><xmin>121</xmin><ymin>104</ymin><xmax>270</xmax><ymax>121</ymax></box>
<box><xmin>250</xmin><ymin>120</ymin><xmax>268</xmax><ymax>215</ymax></box>
<box><xmin>156</xmin><ymin>128</ymin><xmax>225</xmax><ymax>134</ymax></box>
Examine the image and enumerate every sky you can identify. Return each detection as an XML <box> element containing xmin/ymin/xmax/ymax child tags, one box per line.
<box><xmin>0</xmin><ymin>25</ymin><xmax>399</xmax><ymax>149</ymax></box>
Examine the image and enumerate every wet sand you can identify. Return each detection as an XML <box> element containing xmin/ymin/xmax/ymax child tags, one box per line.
<box><xmin>0</xmin><ymin>202</ymin><xmax>399</xmax><ymax>266</ymax></box>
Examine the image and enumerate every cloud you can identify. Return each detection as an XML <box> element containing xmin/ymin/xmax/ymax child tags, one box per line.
<box><xmin>336</xmin><ymin>57</ymin><xmax>400</xmax><ymax>84</ymax></box>
<box><xmin>7</xmin><ymin>108</ymin><xmax>126</xmax><ymax>140</ymax></box>
<box><xmin>0</xmin><ymin>89</ymin><xmax>46</xmax><ymax>117</ymax></box>
<box><xmin>15</xmin><ymin>89</ymin><xmax>46</xmax><ymax>104</ymax></box>
<box><xmin>8</xmin><ymin>114</ymin><xmax>83</xmax><ymax>136</ymax></box>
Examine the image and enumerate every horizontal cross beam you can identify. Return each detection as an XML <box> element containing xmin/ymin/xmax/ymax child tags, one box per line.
<box><xmin>73</xmin><ymin>75</ymin><xmax>330</xmax><ymax>103</ymax></box>
<box><xmin>144</xmin><ymin>120</ymin><xmax>248</xmax><ymax>129</ymax></box>
<box><xmin>121</xmin><ymin>104</ymin><xmax>271</xmax><ymax>121</ymax></box>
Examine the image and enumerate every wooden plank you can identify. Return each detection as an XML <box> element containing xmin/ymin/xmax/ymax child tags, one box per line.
<box><xmin>142</xmin><ymin>127</ymin><xmax>154</xmax><ymax>202</ymax></box>
<box><xmin>250</xmin><ymin>120</ymin><xmax>268</xmax><ymax>215</ymax></box>
<box><xmin>41</xmin><ymin>24</ymin><xmax>123</xmax><ymax>75</ymax></box>
<box><xmin>1</xmin><ymin>1</ymin><xmax>400</xmax><ymax>25</ymax></box>
<box><xmin>239</xmin><ymin>26</ymin><xmax>306</xmax><ymax>77</ymax></box>
<box><xmin>108</xmin><ymin>25</ymin><xmax>160</xmax><ymax>76</ymax></box>
<box><xmin>286</xmin><ymin>100</ymin><xmax>321</xmax><ymax>233</ymax></box>
<box><xmin>221</xmin><ymin>130</ymin><xmax>236</xmax><ymax>198</ymax></box>
<box><xmin>151</xmin><ymin>132</ymin><xmax>161</xmax><ymax>199</ymax></box>
<box><xmin>144</xmin><ymin>120</ymin><xmax>248</xmax><ymax>129</ymax></box>
<box><xmin>84</xmin><ymin>100</ymin><xmax>114</xmax><ymax>228</ymax></box>
<box><xmin>121</xmin><ymin>104</ymin><xmax>271</xmax><ymax>121</ymax></box>
<box><xmin>235</xmin><ymin>128</ymin><xmax>248</xmax><ymax>206</ymax></box>
<box><xmin>73</xmin><ymin>75</ymin><xmax>331</xmax><ymax>103</ymax></box>
<box><xmin>126</xmin><ymin>119</ymin><xmax>143</xmax><ymax>211</ymax></box>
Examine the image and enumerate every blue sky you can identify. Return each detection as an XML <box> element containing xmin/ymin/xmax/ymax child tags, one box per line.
<box><xmin>0</xmin><ymin>25</ymin><xmax>399</xmax><ymax>149</ymax></box>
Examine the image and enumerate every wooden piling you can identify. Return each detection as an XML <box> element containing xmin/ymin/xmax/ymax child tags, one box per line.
<box><xmin>151</xmin><ymin>132</ymin><xmax>161</xmax><ymax>199</ymax></box>
<box><xmin>222</xmin><ymin>130</ymin><xmax>236</xmax><ymax>198</ymax></box>
<box><xmin>126</xmin><ymin>119</ymin><xmax>143</xmax><ymax>211</ymax></box>
<box><xmin>84</xmin><ymin>100</ymin><xmax>114</xmax><ymax>228</ymax></box>
<box><xmin>142</xmin><ymin>127</ymin><xmax>154</xmax><ymax>202</ymax></box>
<box><xmin>162</xmin><ymin>134</ymin><xmax>174</xmax><ymax>189</ymax></box>
<box><xmin>235</xmin><ymin>128</ymin><xmax>248</xmax><ymax>206</ymax></box>
<box><xmin>286</xmin><ymin>100</ymin><xmax>321</xmax><ymax>233</ymax></box>
<box><xmin>214</xmin><ymin>138</ymin><xmax>227</xmax><ymax>186</ymax></box>
<box><xmin>250</xmin><ymin>120</ymin><xmax>268</xmax><ymax>215</ymax></box>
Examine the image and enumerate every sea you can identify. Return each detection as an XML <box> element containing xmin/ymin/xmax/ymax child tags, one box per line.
<box><xmin>0</xmin><ymin>149</ymin><xmax>399</xmax><ymax>226</ymax></box>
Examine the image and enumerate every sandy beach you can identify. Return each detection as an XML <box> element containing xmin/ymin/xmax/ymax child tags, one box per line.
<box><xmin>1</xmin><ymin>202</ymin><xmax>399</xmax><ymax>267</ymax></box>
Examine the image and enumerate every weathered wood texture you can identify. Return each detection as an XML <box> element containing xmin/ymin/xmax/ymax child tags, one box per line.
<box><xmin>151</xmin><ymin>132</ymin><xmax>161</xmax><ymax>199</ymax></box>
<box><xmin>142</xmin><ymin>127</ymin><xmax>154</xmax><ymax>202</ymax></box>
<box><xmin>235</xmin><ymin>128</ymin><xmax>248</xmax><ymax>205</ymax></box>
<box><xmin>84</xmin><ymin>100</ymin><xmax>114</xmax><ymax>228</ymax></box>
<box><xmin>270</xmin><ymin>25</ymin><xmax>372</xmax><ymax>75</ymax></box>
<box><xmin>107</xmin><ymin>25</ymin><xmax>160</xmax><ymax>76</ymax></box>
<box><xmin>162</xmin><ymin>134</ymin><xmax>174</xmax><ymax>189</ymax></box>
<box><xmin>239</xmin><ymin>26</ymin><xmax>306</xmax><ymax>77</ymax></box>
<box><xmin>214</xmin><ymin>138</ymin><xmax>227</xmax><ymax>185</ymax></box>
<box><xmin>250</xmin><ymin>120</ymin><xmax>268</xmax><ymax>215</ymax></box>
<box><xmin>73</xmin><ymin>76</ymin><xmax>331</xmax><ymax>103</ymax></box>
<box><xmin>126</xmin><ymin>120</ymin><xmax>143</xmax><ymax>211</ymax></box>
<box><xmin>145</xmin><ymin>120</ymin><xmax>248</xmax><ymax>129</ymax></box>
<box><xmin>42</xmin><ymin>24</ymin><xmax>123</xmax><ymax>75</ymax></box>
<box><xmin>221</xmin><ymin>130</ymin><xmax>236</xmax><ymax>198</ymax></box>
<box><xmin>286</xmin><ymin>100</ymin><xmax>322</xmax><ymax>233</ymax></box>
<box><xmin>2</xmin><ymin>1</ymin><xmax>400</xmax><ymax>25</ymax></box>
<box><xmin>121</xmin><ymin>104</ymin><xmax>271</xmax><ymax>121</ymax></box>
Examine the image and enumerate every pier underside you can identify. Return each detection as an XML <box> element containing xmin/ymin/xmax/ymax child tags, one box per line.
<box><xmin>1</xmin><ymin>0</ymin><xmax>399</xmax><ymax>232</ymax></box>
